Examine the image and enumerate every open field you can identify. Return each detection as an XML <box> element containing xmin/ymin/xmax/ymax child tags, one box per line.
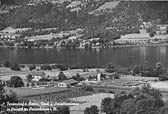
<box><xmin>25</xmin><ymin>89</ymin><xmax>94</xmax><ymax>103</ymax></box>
<box><xmin>150</xmin><ymin>81</ymin><xmax>168</xmax><ymax>90</ymax></box>
<box><xmin>4</xmin><ymin>86</ymin><xmax>68</xmax><ymax>97</ymax></box>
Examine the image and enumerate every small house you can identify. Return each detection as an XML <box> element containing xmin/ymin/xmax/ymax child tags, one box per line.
<box><xmin>31</xmin><ymin>71</ymin><xmax>46</xmax><ymax>81</ymax></box>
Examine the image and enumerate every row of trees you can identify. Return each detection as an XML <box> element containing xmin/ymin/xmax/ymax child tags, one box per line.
<box><xmin>133</xmin><ymin>62</ymin><xmax>163</xmax><ymax>77</ymax></box>
<box><xmin>2</xmin><ymin>61</ymin><xmax>21</xmax><ymax>71</ymax></box>
<box><xmin>84</xmin><ymin>85</ymin><xmax>168</xmax><ymax>114</ymax></box>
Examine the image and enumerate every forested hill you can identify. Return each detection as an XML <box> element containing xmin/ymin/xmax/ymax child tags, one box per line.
<box><xmin>0</xmin><ymin>1</ymin><xmax>168</xmax><ymax>37</ymax></box>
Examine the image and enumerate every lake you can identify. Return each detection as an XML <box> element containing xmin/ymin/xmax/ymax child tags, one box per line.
<box><xmin>0</xmin><ymin>46</ymin><xmax>168</xmax><ymax>68</ymax></box>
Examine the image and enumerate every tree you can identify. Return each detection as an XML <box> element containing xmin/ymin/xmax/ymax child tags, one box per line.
<box><xmin>84</xmin><ymin>105</ymin><xmax>99</xmax><ymax>114</ymax></box>
<box><xmin>154</xmin><ymin>62</ymin><xmax>163</xmax><ymax>77</ymax></box>
<box><xmin>72</xmin><ymin>73</ymin><xmax>84</xmax><ymax>81</ymax></box>
<box><xmin>26</xmin><ymin>83</ymin><xmax>29</xmax><ymax>87</ymax></box>
<box><xmin>31</xmin><ymin>82</ymin><xmax>35</xmax><ymax>87</ymax></box>
<box><xmin>101</xmin><ymin>97</ymin><xmax>117</xmax><ymax>114</ymax></box>
<box><xmin>149</xmin><ymin>31</ymin><xmax>155</xmax><ymax>37</ymax></box>
<box><xmin>26</xmin><ymin>74</ymin><xmax>33</xmax><ymax>82</ymax></box>
<box><xmin>0</xmin><ymin>80</ymin><xmax>19</xmax><ymax>111</ymax></box>
<box><xmin>29</xmin><ymin>64</ymin><xmax>36</xmax><ymax>71</ymax></box>
<box><xmin>57</xmin><ymin>106</ymin><xmax>70</xmax><ymax>114</ymax></box>
<box><xmin>161</xmin><ymin>104</ymin><xmax>168</xmax><ymax>114</ymax></box>
<box><xmin>114</xmin><ymin>72</ymin><xmax>120</xmax><ymax>79</ymax></box>
<box><xmin>8</xmin><ymin>76</ymin><xmax>24</xmax><ymax>88</ymax></box>
<box><xmin>133</xmin><ymin>66</ymin><xmax>140</xmax><ymax>76</ymax></box>
<box><xmin>58</xmin><ymin>71</ymin><xmax>67</xmax><ymax>81</ymax></box>
<box><xmin>120</xmin><ymin>98</ymin><xmax>136</xmax><ymax>114</ymax></box>
<box><xmin>10</xmin><ymin>63</ymin><xmax>21</xmax><ymax>71</ymax></box>
<box><xmin>4</xmin><ymin>61</ymin><xmax>10</xmax><ymax>67</ymax></box>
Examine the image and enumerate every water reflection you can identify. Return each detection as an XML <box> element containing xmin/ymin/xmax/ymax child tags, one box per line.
<box><xmin>160</xmin><ymin>46</ymin><xmax>166</xmax><ymax>68</ymax></box>
<box><xmin>0</xmin><ymin>46</ymin><xmax>168</xmax><ymax>68</ymax></box>
<box><xmin>139</xmin><ymin>46</ymin><xmax>147</xmax><ymax>66</ymax></box>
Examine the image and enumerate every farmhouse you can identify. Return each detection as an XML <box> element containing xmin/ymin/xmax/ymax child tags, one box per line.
<box><xmin>58</xmin><ymin>79</ymin><xmax>78</xmax><ymax>87</ymax></box>
<box><xmin>31</xmin><ymin>71</ymin><xmax>46</xmax><ymax>81</ymax></box>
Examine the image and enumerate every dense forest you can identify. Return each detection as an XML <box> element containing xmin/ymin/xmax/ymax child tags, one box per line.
<box><xmin>1</xmin><ymin>0</ymin><xmax>29</xmax><ymax>5</ymax></box>
<box><xmin>0</xmin><ymin>1</ymin><xmax>168</xmax><ymax>38</ymax></box>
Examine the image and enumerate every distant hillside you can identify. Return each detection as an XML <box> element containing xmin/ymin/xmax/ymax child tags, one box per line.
<box><xmin>1</xmin><ymin>1</ymin><xmax>168</xmax><ymax>39</ymax></box>
<box><xmin>88</xmin><ymin>1</ymin><xmax>120</xmax><ymax>15</ymax></box>
<box><xmin>1</xmin><ymin>0</ymin><xmax>29</xmax><ymax>5</ymax></box>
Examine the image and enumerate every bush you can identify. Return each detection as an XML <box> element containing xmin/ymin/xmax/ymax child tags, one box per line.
<box><xmin>10</xmin><ymin>63</ymin><xmax>21</xmax><ymax>71</ymax></box>
<box><xmin>29</xmin><ymin>64</ymin><xmax>36</xmax><ymax>71</ymax></box>
<box><xmin>109</xmin><ymin>91</ymin><xmax>115</xmax><ymax>94</ymax></box>
<box><xmin>4</xmin><ymin>61</ymin><xmax>11</xmax><ymax>67</ymax></box>
<box><xmin>150</xmin><ymin>31</ymin><xmax>155</xmax><ymax>37</ymax></box>
<box><xmin>85</xmin><ymin>86</ymin><xmax>94</xmax><ymax>92</ymax></box>
<box><xmin>114</xmin><ymin>73</ymin><xmax>120</xmax><ymax>79</ymax></box>
<box><xmin>37</xmin><ymin>82</ymin><xmax>40</xmax><ymax>86</ymax></box>
<box><xmin>26</xmin><ymin>83</ymin><xmax>29</xmax><ymax>87</ymax></box>
<box><xmin>71</xmin><ymin>73</ymin><xmax>84</xmax><ymax>81</ymax></box>
<box><xmin>31</xmin><ymin>83</ymin><xmax>35</xmax><ymax>87</ymax></box>
<box><xmin>57</xmin><ymin>106</ymin><xmax>70</xmax><ymax>114</ymax></box>
<box><xmin>26</xmin><ymin>74</ymin><xmax>33</xmax><ymax>82</ymax></box>
<box><xmin>8</xmin><ymin>76</ymin><xmax>24</xmax><ymax>88</ymax></box>
<box><xmin>40</xmin><ymin>64</ymin><xmax>52</xmax><ymax>70</ymax></box>
<box><xmin>58</xmin><ymin>71</ymin><xmax>67</xmax><ymax>81</ymax></box>
<box><xmin>84</xmin><ymin>105</ymin><xmax>99</xmax><ymax>114</ymax></box>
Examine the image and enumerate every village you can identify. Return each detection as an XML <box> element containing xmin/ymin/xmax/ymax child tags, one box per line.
<box><xmin>0</xmin><ymin>24</ymin><xmax>168</xmax><ymax>49</ymax></box>
<box><xmin>0</xmin><ymin>62</ymin><xmax>167</xmax><ymax>114</ymax></box>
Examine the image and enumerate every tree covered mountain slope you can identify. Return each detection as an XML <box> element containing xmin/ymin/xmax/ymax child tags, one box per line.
<box><xmin>0</xmin><ymin>1</ymin><xmax>168</xmax><ymax>37</ymax></box>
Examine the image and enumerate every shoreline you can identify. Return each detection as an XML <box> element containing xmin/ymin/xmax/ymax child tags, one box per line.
<box><xmin>1</xmin><ymin>43</ymin><xmax>168</xmax><ymax>49</ymax></box>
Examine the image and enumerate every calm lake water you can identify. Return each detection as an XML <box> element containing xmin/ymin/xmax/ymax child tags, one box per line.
<box><xmin>0</xmin><ymin>46</ymin><xmax>168</xmax><ymax>68</ymax></box>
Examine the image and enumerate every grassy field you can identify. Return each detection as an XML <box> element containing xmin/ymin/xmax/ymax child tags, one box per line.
<box><xmin>4</xmin><ymin>86</ymin><xmax>68</xmax><ymax>97</ymax></box>
<box><xmin>25</xmin><ymin>89</ymin><xmax>94</xmax><ymax>103</ymax></box>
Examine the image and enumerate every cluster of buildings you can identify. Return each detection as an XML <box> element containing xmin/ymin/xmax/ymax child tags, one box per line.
<box><xmin>0</xmin><ymin>26</ymin><xmax>110</xmax><ymax>49</ymax></box>
<box><xmin>0</xmin><ymin>27</ymin><xmax>32</xmax><ymax>41</ymax></box>
<box><xmin>25</xmin><ymin>70</ymin><xmax>104</xmax><ymax>88</ymax></box>
<box><xmin>156</xmin><ymin>24</ymin><xmax>168</xmax><ymax>35</ymax></box>
<box><xmin>115</xmin><ymin>25</ymin><xmax>168</xmax><ymax>45</ymax></box>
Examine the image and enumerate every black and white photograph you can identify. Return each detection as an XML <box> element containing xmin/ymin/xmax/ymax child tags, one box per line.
<box><xmin>0</xmin><ymin>0</ymin><xmax>168</xmax><ymax>114</ymax></box>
